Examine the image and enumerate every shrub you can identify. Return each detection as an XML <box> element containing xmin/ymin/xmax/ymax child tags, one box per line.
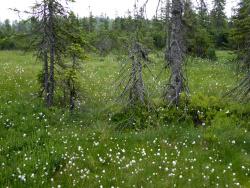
<box><xmin>207</xmin><ymin>47</ymin><xmax>217</xmax><ymax>60</ymax></box>
<box><xmin>111</xmin><ymin>105</ymin><xmax>158</xmax><ymax>130</ymax></box>
<box><xmin>0</xmin><ymin>37</ymin><xmax>16</xmax><ymax>50</ymax></box>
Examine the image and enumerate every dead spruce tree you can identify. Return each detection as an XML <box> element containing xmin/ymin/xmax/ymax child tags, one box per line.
<box><xmin>128</xmin><ymin>41</ymin><xmax>149</xmax><ymax>106</ymax></box>
<box><xmin>114</xmin><ymin>1</ymin><xmax>153</xmax><ymax>130</ymax></box>
<box><xmin>119</xmin><ymin>1</ymin><xmax>150</xmax><ymax>107</ymax></box>
<box><xmin>165</xmin><ymin>0</ymin><xmax>172</xmax><ymax>63</ymax></box>
<box><xmin>164</xmin><ymin>0</ymin><xmax>186</xmax><ymax>106</ymax></box>
<box><xmin>26</xmin><ymin>0</ymin><xmax>75</xmax><ymax>107</ymax></box>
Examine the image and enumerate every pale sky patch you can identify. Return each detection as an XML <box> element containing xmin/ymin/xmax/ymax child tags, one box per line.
<box><xmin>0</xmin><ymin>0</ymin><xmax>239</xmax><ymax>22</ymax></box>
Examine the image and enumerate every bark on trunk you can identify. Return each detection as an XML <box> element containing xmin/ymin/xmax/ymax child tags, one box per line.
<box><xmin>43</xmin><ymin>1</ymin><xmax>49</xmax><ymax>105</ymax></box>
<box><xmin>47</xmin><ymin>0</ymin><xmax>55</xmax><ymax>107</ymax></box>
<box><xmin>69</xmin><ymin>55</ymin><xmax>77</xmax><ymax>112</ymax></box>
<box><xmin>44</xmin><ymin>52</ymin><xmax>49</xmax><ymax>103</ymax></box>
<box><xmin>165</xmin><ymin>0</ymin><xmax>171</xmax><ymax>63</ymax></box>
<box><xmin>165</xmin><ymin>0</ymin><xmax>184</xmax><ymax>106</ymax></box>
<box><xmin>69</xmin><ymin>85</ymin><xmax>75</xmax><ymax>112</ymax></box>
<box><xmin>129</xmin><ymin>42</ymin><xmax>145</xmax><ymax>105</ymax></box>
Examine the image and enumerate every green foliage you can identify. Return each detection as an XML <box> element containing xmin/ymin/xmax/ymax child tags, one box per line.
<box><xmin>0</xmin><ymin>36</ymin><xmax>16</xmax><ymax>50</ymax></box>
<box><xmin>152</xmin><ymin>32</ymin><xmax>165</xmax><ymax>49</ymax></box>
<box><xmin>210</xmin><ymin>0</ymin><xmax>229</xmax><ymax>48</ymax></box>
<box><xmin>230</xmin><ymin>0</ymin><xmax>250</xmax><ymax>70</ymax></box>
<box><xmin>111</xmin><ymin>106</ymin><xmax>157</xmax><ymax>130</ymax></box>
<box><xmin>57</xmin><ymin>67</ymin><xmax>82</xmax><ymax>107</ymax></box>
<box><xmin>112</xmin><ymin>93</ymin><xmax>250</xmax><ymax>131</ymax></box>
<box><xmin>68</xmin><ymin>44</ymin><xmax>87</xmax><ymax>60</ymax></box>
<box><xmin>0</xmin><ymin>19</ymin><xmax>32</xmax><ymax>50</ymax></box>
<box><xmin>184</xmin><ymin>94</ymin><xmax>223</xmax><ymax>126</ymax></box>
<box><xmin>207</xmin><ymin>47</ymin><xmax>217</xmax><ymax>60</ymax></box>
<box><xmin>183</xmin><ymin>1</ymin><xmax>217</xmax><ymax>60</ymax></box>
<box><xmin>187</xmin><ymin>28</ymin><xmax>217</xmax><ymax>60</ymax></box>
<box><xmin>91</xmin><ymin>30</ymin><xmax>119</xmax><ymax>55</ymax></box>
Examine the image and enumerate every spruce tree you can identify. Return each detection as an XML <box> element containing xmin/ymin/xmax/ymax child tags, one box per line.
<box><xmin>210</xmin><ymin>0</ymin><xmax>229</xmax><ymax>48</ymax></box>
<box><xmin>164</xmin><ymin>0</ymin><xmax>186</xmax><ymax>106</ymax></box>
<box><xmin>231</xmin><ymin>0</ymin><xmax>250</xmax><ymax>70</ymax></box>
<box><xmin>27</xmin><ymin>0</ymin><xmax>75</xmax><ymax>107</ymax></box>
<box><xmin>229</xmin><ymin>0</ymin><xmax>250</xmax><ymax>101</ymax></box>
<box><xmin>183</xmin><ymin>0</ymin><xmax>216</xmax><ymax>60</ymax></box>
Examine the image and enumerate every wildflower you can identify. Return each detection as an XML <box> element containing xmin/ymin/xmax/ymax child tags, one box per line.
<box><xmin>18</xmin><ymin>175</ymin><xmax>26</xmax><ymax>182</ymax></box>
<box><xmin>172</xmin><ymin>161</ymin><xmax>177</xmax><ymax>166</ymax></box>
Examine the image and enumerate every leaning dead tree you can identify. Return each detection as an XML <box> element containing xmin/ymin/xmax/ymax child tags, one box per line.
<box><xmin>118</xmin><ymin>45</ymin><xmax>149</xmax><ymax>108</ymax></box>
<box><xmin>164</xmin><ymin>0</ymin><xmax>187</xmax><ymax>106</ymax></box>
<box><xmin>24</xmin><ymin>0</ymin><xmax>75</xmax><ymax>108</ymax></box>
<box><xmin>165</xmin><ymin>0</ymin><xmax>172</xmax><ymax>63</ymax></box>
<box><xmin>118</xmin><ymin>0</ymin><xmax>151</xmax><ymax>107</ymax></box>
<box><xmin>128</xmin><ymin>42</ymin><xmax>148</xmax><ymax>106</ymax></box>
<box><xmin>225</xmin><ymin>1</ymin><xmax>250</xmax><ymax>102</ymax></box>
<box><xmin>226</xmin><ymin>75</ymin><xmax>250</xmax><ymax>102</ymax></box>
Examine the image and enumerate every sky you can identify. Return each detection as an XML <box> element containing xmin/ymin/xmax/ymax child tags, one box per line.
<box><xmin>0</xmin><ymin>0</ymin><xmax>239</xmax><ymax>22</ymax></box>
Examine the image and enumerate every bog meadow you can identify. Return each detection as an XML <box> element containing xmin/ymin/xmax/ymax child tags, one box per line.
<box><xmin>0</xmin><ymin>0</ymin><xmax>249</xmax><ymax>187</ymax></box>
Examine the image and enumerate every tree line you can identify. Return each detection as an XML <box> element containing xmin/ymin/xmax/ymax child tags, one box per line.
<box><xmin>0</xmin><ymin>0</ymin><xmax>230</xmax><ymax>56</ymax></box>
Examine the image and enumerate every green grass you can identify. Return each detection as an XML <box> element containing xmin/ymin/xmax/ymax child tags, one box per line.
<box><xmin>0</xmin><ymin>50</ymin><xmax>249</xmax><ymax>187</ymax></box>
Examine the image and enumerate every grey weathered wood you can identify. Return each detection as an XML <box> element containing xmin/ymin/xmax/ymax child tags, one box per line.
<box><xmin>164</xmin><ymin>0</ymin><xmax>185</xmax><ymax>106</ymax></box>
<box><xmin>129</xmin><ymin>42</ymin><xmax>146</xmax><ymax>105</ymax></box>
<box><xmin>47</xmin><ymin>0</ymin><xmax>56</xmax><ymax>107</ymax></box>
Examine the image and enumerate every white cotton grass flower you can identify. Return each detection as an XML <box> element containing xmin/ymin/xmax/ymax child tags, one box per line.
<box><xmin>172</xmin><ymin>160</ymin><xmax>177</xmax><ymax>166</ymax></box>
<box><xmin>18</xmin><ymin>174</ymin><xmax>26</xmax><ymax>182</ymax></box>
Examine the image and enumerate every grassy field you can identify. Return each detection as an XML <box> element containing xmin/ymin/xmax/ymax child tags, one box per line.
<box><xmin>0</xmin><ymin>50</ymin><xmax>249</xmax><ymax>188</ymax></box>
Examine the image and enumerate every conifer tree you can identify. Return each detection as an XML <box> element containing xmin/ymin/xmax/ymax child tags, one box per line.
<box><xmin>210</xmin><ymin>0</ymin><xmax>229</xmax><ymax>48</ymax></box>
<box><xmin>27</xmin><ymin>0</ymin><xmax>75</xmax><ymax>107</ymax></box>
<box><xmin>229</xmin><ymin>0</ymin><xmax>250</xmax><ymax>101</ymax></box>
<box><xmin>183</xmin><ymin>0</ymin><xmax>216</xmax><ymax>59</ymax></box>
<box><xmin>231</xmin><ymin>0</ymin><xmax>250</xmax><ymax>70</ymax></box>
<box><xmin>118</xmin><ymin>1</ymin><xmax>150</xmax><ymax>107</ymax></box>
<box><xmin>164</xmin><ymin>0</ymin><xmax>186</xmax><ymax>106</ymax></box>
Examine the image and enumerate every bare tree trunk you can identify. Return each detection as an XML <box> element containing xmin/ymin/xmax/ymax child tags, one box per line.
<box><xmin>164</xmin><ymin>0</ymin><xmax>184</xmax><ymax>106</ymax></box>
<box><xmin>69</xmin><ymin>85</ymin><xmax>75</xmax><ymax>112</ymax></box>
<box><xmin>130</xmin><ymin>52</ymin><xmax>139</xmax><ymax>104</ymax></box>
<box><xmin>129</xmin><ymin>42</ymin><xmax>145</xmax><ymax>105</ymax></box>
<box><xmin>43</xmin><ymin>2</ymin><xmax>49</xmax><ymax>105</ymax></box>
<box><xmin>165</xmin><ymin>0</ymin><xmax>171</xmax><ymax>63</ymax></box>
<box><xmin>69</xmin><ymin>55</ymin><xmax>77</xmax><ymax>112</ymax></box>
<box><xmin>48</xmin><ymin>38</ymin><xmax>55</xmax><ymax>107</ymax></box>
<box><xmin>137</xmin><ymin>56</ymin><xmax>144</xmax><ymax>103</ymax></box>
<box><xmin>44</xmin><ymin>52</ymin><xmax>49</xmax><ymax>102</ymax></box>
<box><xmin>47</xmin><ymin>0</ymin><xmax>55</xmax><ymax>107</ymax></box>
